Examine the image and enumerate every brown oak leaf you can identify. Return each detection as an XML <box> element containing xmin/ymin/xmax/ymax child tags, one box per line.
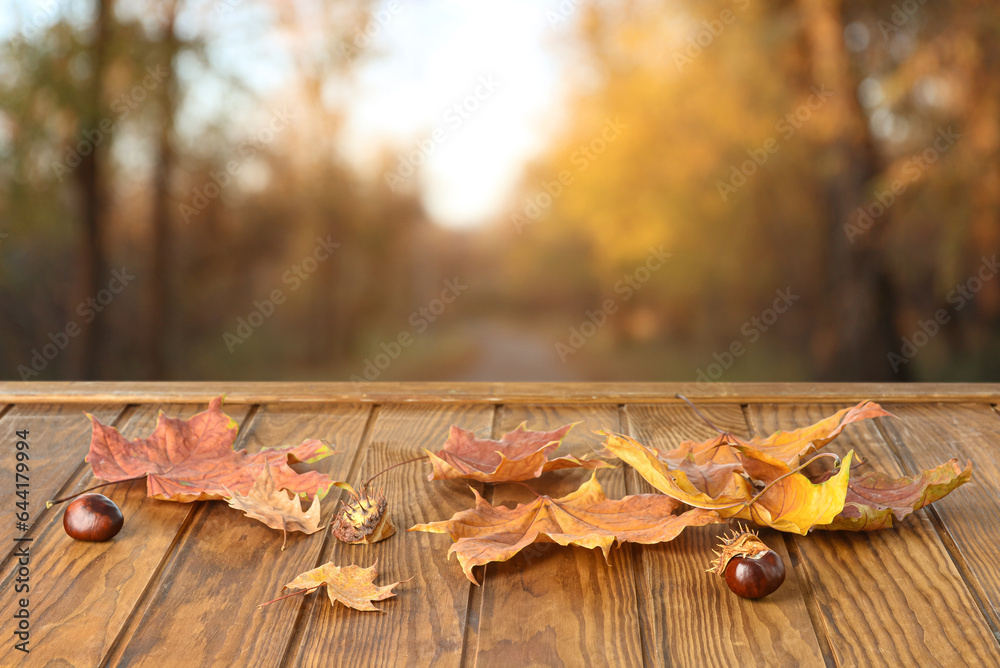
<box><xmin>425</xmin><ymin>422</ymin><xmax>611</xmax><ymax>483</ymax></box>
<box><xmin>813</xmin><ymin>459</ymin><xmax>973</xmax><ymax>531</ymax></box>
<box><xmin>270</xmin><ymin>561</ymin><xmax>401</xmax><ymax>612</ymax></box>
<box><xmin>222</xmin><ymin>464</ymin><xmax>322</xmax><ymax>549</ymax></box>
<box><xmin>86</xmin><ymin>397</ymin><xmax>336</xmax><ymax>502</ymax></box>
<box><xmin>409</xmin><ymin>472</ymin><xmax>722</xmax><ymax>584</ymax></box>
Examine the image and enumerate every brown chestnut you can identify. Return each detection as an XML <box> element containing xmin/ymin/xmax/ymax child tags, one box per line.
<box><xmin>708</xmin><ymin>526</ymin><xmax>786</xmax><ymax>599</ymax></box>
<box><xmin>63</xmin><ymin>493</ymin><xmax>124</xmax><ymax>542</ymax></box>
<box><xmin>724</xmin><ymin>550</ymin><xmax>786</xmax><ymax>599</ymax></box>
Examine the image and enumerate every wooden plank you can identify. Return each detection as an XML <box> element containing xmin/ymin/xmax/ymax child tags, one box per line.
<box><xmin>291</xmin><ymin>403</ymin><xmax>494</xmax><ymax>667</ymax></box>
<box><xmin>747</xmin><ymin>403</ymin><xmax>1000</xmax><ymax>666</ymax></box>
<box><xmin>103</xmin><ymin>403</ymin><xmax>372</xmax><ymax>668</ymax></box>
<box><xmin>0</xmin><ymin>403</ymin><xmax>125</xmax><ymax>553</ymax></box>
<box><xmin>625</xmin><ymin>403</ymin><xmax>827</xmax><ymax>667</ymax></box>
<box><xmin>878</xmin><ymin>402</ymin><xmax>1000</xmax><ymax>634</ymax></box>
<box><xmin>472</xmin><ymin>404</ymin><xmax>644</xmax><ymax>667</ymax></box>
<box><xmin>0</xmin><ymin>381</ymin><xmax>998</xmax><ymax>405</ymax></box>
<box><xmin>0</xmin><ymin>402</ymin><xmax>252</xmax><ymax>666</ymax></box>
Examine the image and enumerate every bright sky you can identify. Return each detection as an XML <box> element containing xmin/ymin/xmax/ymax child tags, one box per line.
<box><xmin>336</xmin><ymin>0</ymin><xmax>579</xmax><ymax>228</ymax></box>
<box><xmin>1</xmin><ymin>0</ymin><xmax>583</xmax><ymax>229</ymax></box>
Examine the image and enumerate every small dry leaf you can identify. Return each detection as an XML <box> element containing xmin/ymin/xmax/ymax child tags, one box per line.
<box><xmin>222</xmin><ymin>464</ymin><xmax>322</xmax><ymax>550</ymax></box>
<box><xmin>425</xmin><ymin>422</ymin><xmax>611</xmax><ymax>483</ymax></box>
<box><xmin>410</xmin><ymin>472</ymin><xmax>722</xmax><ymax>584</ymax></box>
<box><xmin>331</xmin><ymin>482</ymin><xmax>395</xmax><ymax>544</ymax></box>
<box><xmin>273</xmin><ymin>561</ymin><xmax>401</xmax><ymax>612</ymax></box>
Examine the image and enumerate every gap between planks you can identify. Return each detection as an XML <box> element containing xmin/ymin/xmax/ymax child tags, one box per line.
<box><xmin>875</xmin><ymin>409</ymin><xmax>1000</xmax><ymax>645</ymax></box>
<box><xmin>0</xmin><ymin>403</ymin><xmax>132</xmax><ymax>571</ymax></box>
<box><xmin>99</xmin><ymin>404</ymin><xmax>262</xmax><ymax>667</ymax></box>
<box><xmin>279</xmin><ymin>403</ymin><xmax>381</xmax><ymax>668</ymax></box>
<box><xmin>457</xmin><ymin>403</ymin><xmax>503</xmax><ymax>668</ymax></box>
<box><xmin>741</xmin><ymin>404</ymin><xmax>839</xmax><ymax>668</ymax></box>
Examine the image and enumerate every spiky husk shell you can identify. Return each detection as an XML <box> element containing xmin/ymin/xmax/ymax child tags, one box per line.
<box><xmin>707</xmin><ymin>525</ymin><xmax>772</xmax><ymax>576</ymax></box>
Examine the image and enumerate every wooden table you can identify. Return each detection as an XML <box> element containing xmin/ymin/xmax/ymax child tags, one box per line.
<box><xmin>2</xmin><ymin>382</ymin><xmax>999</xmax><ymax>667</ymax></box>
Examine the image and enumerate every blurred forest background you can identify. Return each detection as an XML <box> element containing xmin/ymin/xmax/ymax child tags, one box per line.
<box><xmin>1</xmin><ymin>0</ymin><xmax>998</xmax><ymax>382</ymax></box>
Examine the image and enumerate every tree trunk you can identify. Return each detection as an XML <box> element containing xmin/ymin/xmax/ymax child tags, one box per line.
<box><xmin>799</xmin><ymin>0</ymin><xmax>909</xmax><ymax>380</ymax></box>
<box><xmin>148</xmin><ymin>2</ymin><xmax>180</xmax><ymax>379</ymax></box>
<box><xmin>76</xmin><ymin>0</ymin><xmax>112</xmax><ymax>380</ymax></box>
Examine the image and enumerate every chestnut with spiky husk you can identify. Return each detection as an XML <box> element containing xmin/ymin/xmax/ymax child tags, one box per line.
<box><xmin>708</xmin><ymin>524</ymin><xmax>786</xmax><ymax>599</ymax></box>
<box><xmin>331</xmin><ymin>482</ymin><xmax>395</xmax><ymax>544</ymax></box>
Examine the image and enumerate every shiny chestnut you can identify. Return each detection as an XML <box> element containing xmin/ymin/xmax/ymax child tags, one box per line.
<box><xmin>724</xmin><ymin>549</ymin><xmax>786</xmax><ymax>599</ymax></box>
<box><xmin>708</xmin><ymin>526</ymin><xmax>786</xmax><ymax>599</ymax></box>
<box><xmin>63</xmin><ymin>493</ymin><xmax>124</xmax><ymax>542</ymax></box>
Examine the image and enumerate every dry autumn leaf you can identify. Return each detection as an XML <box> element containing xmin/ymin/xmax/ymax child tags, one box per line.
<box><xmin>734</xmin><ymin>445</ymin><xmax>854</xmax><ymax>535</ymax></box>
<box><xmin>409</xmin><ymin>472</ymin><xmax>722</xmax><ymax>584</ymax></box>
<box><xmin>600</xmin><ymin>431</ymin><xmax>855</xmax><ymax>534</ymax></box>
<box><xmin>260</xmin><ymin>561</ymin><xmax>401</xmax><ymax>612</ymax></box>
<box><xmin>813</xmin><ymin>459</ymin><xmax>973</xmax><ymax>531</ymax></box>
<box><xmin>599</xmin><ymin>431</ymin><xmax>753</xmax><ymax>518</ymax></box>
<box><xmin>223</xmin><ymin>463</ymin><xmax>322</xmax><ymax>549</ymax></box>
<box><xmin>736</xmin><ymin>401</ymin><xmax>893</xmax><ymax>467</ymax></box>
<box><xmin>86</xmin><ymin>397</ymin><xmax>336</xmax><ymax>502</ymax></box>
<box><xmin>663</xmin><ymin>401</ymin><xmax>893</xmax><ymax>468</ymax></box>
<box><xmin>425</xmin><ymin>423</ymin><xmax>611</xmax><ymax>483</ymax></box>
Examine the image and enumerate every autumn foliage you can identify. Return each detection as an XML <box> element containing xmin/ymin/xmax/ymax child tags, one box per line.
<box><xmin>78</xmin><ymin>398</ymin><xmax>972</xmax><ymax>603</ymax></box>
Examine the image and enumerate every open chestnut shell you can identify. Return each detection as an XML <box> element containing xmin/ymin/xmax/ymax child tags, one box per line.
<box><xmin>63</xmin><ymin>493</ymin><xmax>124</xmax><ymax>542</ymax></box>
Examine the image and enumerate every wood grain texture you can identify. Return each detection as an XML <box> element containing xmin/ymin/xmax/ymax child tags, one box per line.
<box><xmin>0</xmin><ymin>403</ymin><xmax>125</xmax><ymax>552</ymax></box>
<box><xmin>625</xmin><ymin>403</ymin><xmax>827</xmax><ymax>667</ymax></box>
<box><xmin>747</xmin><ymin>403</ymin><xmax>1000</xmax><ymax>666</ymax></box>
<box><xmin>878</xmin><ymin>402</ymin><xmax>1000</xmax><ymax>635</ymax></box>
<box><xmin>472</xmin><ymin>404</ymin><xmax>645</xmax><ymax>668</ymax></box>
<box><xmin>291</xmin><ymin>403</ymin><xmax>494</xmax><ymax>668</ymax></box>
<box><xmin>104</xmin><ymin>403</ymin><xmax>372</xmax><ymax>668</ymax></box>
<box><xmin>0</xmin><ymin>403</ymin><xmax>251</xmax><ymax>667</ymax></box>
<box><xmin>1</xmin><ymin>381</ymin><xmax>999</xmax><ymax>404</ymax></box>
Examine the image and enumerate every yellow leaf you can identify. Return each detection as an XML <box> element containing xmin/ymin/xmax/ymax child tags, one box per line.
<box><xmin>735</xmin><ymin>447</ymin><xmax>854</xmax><ymax>535</ymax></box>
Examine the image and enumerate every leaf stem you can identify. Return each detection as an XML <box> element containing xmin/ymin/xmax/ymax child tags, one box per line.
<box><xmin>361</xmin><ymin>455</ymin><xmax>428</xmax><ymax>488</ymax></box>
<box><xmin>257</xmin><ymin>586</ymin><xmax>320</xmax><ymax>609</ymax></box>
<box><xmin>675</xmin><ymin>394</ymin><xmax>725</xmax><ymax>435</ymax></box>
<box><xmin>510</xmin><ymin>481</ymin><xmax>542</xmax><ymax>498</ymax></box>
<box><xmin>46</xmin><ymin>475</ymin><xmax>147</xmax><ymax>508</ymax></box>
